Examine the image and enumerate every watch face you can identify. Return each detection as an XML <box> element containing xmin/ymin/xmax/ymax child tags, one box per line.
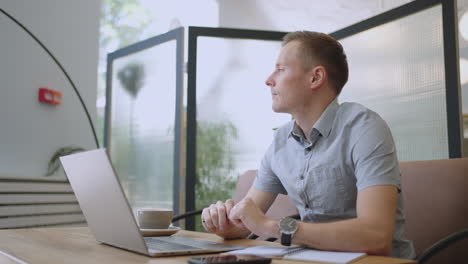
<box><xmin>279</xmin><ymin>217</ymin><xmax>298</xmax><ymax>233</ymax></box>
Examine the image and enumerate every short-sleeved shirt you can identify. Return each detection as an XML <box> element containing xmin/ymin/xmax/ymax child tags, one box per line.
<box><xmin>253</xmin><ymin>99</ymin><xmax>415</xmax><ymax>259</ymax></box>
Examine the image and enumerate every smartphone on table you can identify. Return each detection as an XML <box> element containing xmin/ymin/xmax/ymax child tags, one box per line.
<box><xmin>187</xmin><ymin>255</ymin><xmax>272</xmax><ymax>264</ymax></box>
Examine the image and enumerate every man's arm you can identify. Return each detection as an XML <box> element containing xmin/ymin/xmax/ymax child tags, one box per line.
<box><xmin>244</xmin><ymin>186</ymin><xmax>279</xmax><ymax>212</ymax></box>
<box><xmin>234</xmin><ymin>185</ymin><xmax>397</xmax><ymax>255</ymax></box>
<box><xmin>201</xmin><ymin>187</ymin><xmax>278</xmax><ymax>239</ymax></box>
<box><xmin>291</xmin><ymin>185</ymin><xmax>397</xmax><ymax>255</ymax></box>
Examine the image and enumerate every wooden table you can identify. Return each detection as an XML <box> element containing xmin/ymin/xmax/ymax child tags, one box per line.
<box><xmin>0</xmin><ymin>227</ymin><xmax>416</xmax><ymax>264</ymax></box>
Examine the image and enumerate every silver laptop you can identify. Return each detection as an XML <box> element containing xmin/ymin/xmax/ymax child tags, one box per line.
<box><xmin>60</xmin><ymin>148</ymin><xmax>242</xmax><ymax>257</ymax></box>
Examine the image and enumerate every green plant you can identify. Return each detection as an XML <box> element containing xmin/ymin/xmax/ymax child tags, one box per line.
<box><xmin>100</xmin><ymin>0</ymin><xmax>153</xmax><ymax>49</ymax></box>
<box><xmin>195</xmin><ymin>120</ymin><xmax>239</xmax><ymax>231</ymax></box>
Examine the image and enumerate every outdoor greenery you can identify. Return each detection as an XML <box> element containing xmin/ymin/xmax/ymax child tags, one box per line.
<box><xmin>195</xmin><ymin>120</ymin><xmax>239</xmax><ymax>231</ymax></box>
<box><xmin>97</xmin><ymin>0</ymin><xmax>153</xmax><ymax>145</ymax></box>
<box><xmin>100</xmin><ymin>0</ymin><xmax>153</xmax><ymax>49</ymax></box>
<box><xmin>99</xmin><ymin>1</ymin><xmax>242</xmax><ymax>230</ymax></box>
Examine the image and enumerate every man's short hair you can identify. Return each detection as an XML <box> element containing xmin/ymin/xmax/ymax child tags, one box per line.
<box><xmin>283</xmin><ymin>31</ymin><xmax>348</xmax><ymax>95</ymax></box>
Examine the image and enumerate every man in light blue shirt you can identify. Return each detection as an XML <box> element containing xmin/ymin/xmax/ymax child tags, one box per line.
<box><xmin>201</xmin><ymin>31</ymin><xmax>415</xmax><ymax>259</ymax></box>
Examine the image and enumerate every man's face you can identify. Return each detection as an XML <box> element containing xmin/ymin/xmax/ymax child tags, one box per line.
<box><xmin>265</xmin><ymin>41</ymin><xmax>311</xmax><ymax>114</ymax></box>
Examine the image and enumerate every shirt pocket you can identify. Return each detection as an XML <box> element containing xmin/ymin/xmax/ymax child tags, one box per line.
<box><xmin>306</xmin><ymin>166</ymin><xmax>351</xmax><ymax>215</ymax></box>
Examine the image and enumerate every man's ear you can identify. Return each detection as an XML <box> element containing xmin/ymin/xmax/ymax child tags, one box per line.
<box><xmin>309</xmin><ymin>66</ymin><xmax>327</xmax><ymax>90</ymax></box>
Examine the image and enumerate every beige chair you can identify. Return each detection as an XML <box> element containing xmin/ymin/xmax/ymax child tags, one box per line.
<box><xmin>400</xmin><ymin>158</ymin><xmax>468</xmax><ymax>264</ymax></box>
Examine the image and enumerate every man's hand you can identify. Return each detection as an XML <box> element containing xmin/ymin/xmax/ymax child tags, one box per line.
<box><xmin>229</xmin><ymin>197</ymin><xmax>277</xmax><ymax>238</ymax></box>
<box><xmin>201</xmin><ymin>199</ymin><xmax>249</xmax><ymax>239</ymax></box>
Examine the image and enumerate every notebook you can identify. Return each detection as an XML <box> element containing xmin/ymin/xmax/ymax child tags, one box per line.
<box><xmin>60</xmin><ymin>148</ymin><xmax>242</xmax><ymax>257</ymax></box>
<box><xmin>227</xmin><ymin>246</ymin><xmax>366</xmax><ymax>264</ymax></box>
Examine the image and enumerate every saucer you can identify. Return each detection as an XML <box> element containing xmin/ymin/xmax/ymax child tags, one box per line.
<box><xmin>140</xmin><ymin>226</ymin><xmax>181</xmax><ymax>236</ymax></box>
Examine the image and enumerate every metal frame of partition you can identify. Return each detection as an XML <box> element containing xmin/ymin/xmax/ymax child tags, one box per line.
<box><xmin>104</xmin><ymin>27</ymin><xmax>184</xmax><ymax>215</ymax></box>
<box><xmin>186</xmin><ymin>27</ymin><xmax>286</xmax><ymax>230</ymax></box>
<box><xmin>330</xmin><ymin>0</ymin><xmax>462</xmax><ymax>158</ymax></box>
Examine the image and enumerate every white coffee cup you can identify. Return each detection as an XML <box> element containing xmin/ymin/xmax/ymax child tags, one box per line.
<box><xmin>136</xmin><ymin>208</ymin><xmax>173</xmax><ymax>229</ymax></box>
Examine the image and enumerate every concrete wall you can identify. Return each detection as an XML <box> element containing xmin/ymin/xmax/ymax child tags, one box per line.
<box><xmin>0</xmin><ymin>0</ymin><xmax>100</xmax><ymax>178</ymax></box>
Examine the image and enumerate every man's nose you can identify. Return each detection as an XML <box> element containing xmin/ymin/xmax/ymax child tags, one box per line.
<box><xmin>265</xmin><ymin>74</ymin><xmax>274</xmax><ymax>87</ymax></box>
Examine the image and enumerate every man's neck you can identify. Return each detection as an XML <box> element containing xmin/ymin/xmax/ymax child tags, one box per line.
<box><xmin>293</xmin><ymin>96</ymin><xmax>335</xmax><ymax>141</ymax></box>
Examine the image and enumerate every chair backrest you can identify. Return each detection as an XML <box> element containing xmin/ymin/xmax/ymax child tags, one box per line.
<box><xmin>400</xmin><ymin>158</ymin><xmax>468</xmax><ymax>264</ymax></box>
<box><xmin>233</xmin><ymin>170</ymin><xmax>298</xmax><ymax>220</ymax></box>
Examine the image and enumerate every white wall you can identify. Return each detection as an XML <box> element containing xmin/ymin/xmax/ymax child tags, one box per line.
<box><xmin>0</xmin><ymin>0</ymin><xmax>100</xmax><ymax>178</ymax></box>
<box><xmin>217</xmin><ymin>0</ymin><xmax>413</xmax><ymax>33</ymax></box>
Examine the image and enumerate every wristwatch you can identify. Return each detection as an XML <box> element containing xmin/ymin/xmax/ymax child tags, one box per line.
<box><xmin>278</xmin><ymin>217</ymin><xmax>298</xmax><ymax>246</ymax></box>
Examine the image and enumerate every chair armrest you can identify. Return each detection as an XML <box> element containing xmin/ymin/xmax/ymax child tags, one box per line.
<box><xmin>417</xmin><ymin>229</ymin><xmax>468</xmax><ymax>264</ymax></box>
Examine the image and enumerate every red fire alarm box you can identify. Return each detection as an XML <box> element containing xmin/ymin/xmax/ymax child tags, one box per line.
<box><xmin>38</xmin><ymin>88</ymin><xmax>62</xmax><ymax>105</ymax></box>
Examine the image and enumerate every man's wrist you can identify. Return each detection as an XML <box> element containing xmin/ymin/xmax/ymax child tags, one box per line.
<box><xmin>263</xmin><ymin>219</ymin><xmax>280</xmax><ymax>238</ymax></box>
<box><xmin>217</xmin><ymin>226</ymin><xmax>250</xmax><ymax>240</ymax></box>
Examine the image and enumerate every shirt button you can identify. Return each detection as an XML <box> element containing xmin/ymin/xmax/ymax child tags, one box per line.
<box><xmin>299</xmin><ymin>175</ymin><xmax>304</xmax><ymax>180</ymax></box>
<box><xmin>305</xmin><ymin>204</ymin><xmax>309</xmax><ymax>209</ymax></box>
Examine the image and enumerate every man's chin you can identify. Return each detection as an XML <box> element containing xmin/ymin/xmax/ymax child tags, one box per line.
<box><xmin>272</xmin><ymin>106</ymin><xmax>286</xmax><ymax>113</ymax></box>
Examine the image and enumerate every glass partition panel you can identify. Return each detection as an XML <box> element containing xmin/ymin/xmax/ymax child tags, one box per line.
<box><xmin>195</xmin><ymin>37</ymin><xmax>290</xmax><ymax>210</ymax></box>
<box><xmin>106</xmin><ymin>29</ymin><xmax>183</xmax><ymax>213</ymax></box>
<box><xmin>337</xmin><ymin>4</ymin><xmax>449</xmax><ymax>161</ymax></box>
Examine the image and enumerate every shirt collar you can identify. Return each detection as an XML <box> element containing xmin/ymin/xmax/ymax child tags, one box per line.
<box><xmin>289</xmin><ymin>121</ymin><xmax>306</xmax><ymax>143</ymax></box>
<box><xmin>314</xmin><ymin>98</ymin><xmax>339</xmax><ymax>138</ymax></box>
<box><xmin>288</xmin><ymin>99</ymin><xmax>339</xmax><ymax>141</ymax></box>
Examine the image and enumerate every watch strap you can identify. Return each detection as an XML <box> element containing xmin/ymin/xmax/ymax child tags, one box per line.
<box><xmin>281</xmin><ymin>232</ymin><xmax>292</xmax><ymax>246</ymax></box>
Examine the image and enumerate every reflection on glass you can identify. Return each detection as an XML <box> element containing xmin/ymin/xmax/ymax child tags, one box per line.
<box><xmin>110</xmin><ymin>40</ymin><xmax>177</xmax><ymax>210</ymax></box>
<box><xmin>195</xmin><ymin>37</ymin><xmax>291</xmax><ymax>211</ymax></box>
<box><xmin>338</xmin><ymin>4</ymin><xmax>448</xmax><ymax>161</ymax></box>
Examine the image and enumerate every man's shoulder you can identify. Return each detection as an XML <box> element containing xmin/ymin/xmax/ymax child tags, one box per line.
<box><xmin>338</xmin><ymin>101</ymin><xmax>375</xmax><ymax>116</ymax></box>
<box><xmin>337</xmin><ymin>101</ymin><xmax>387</xmax><ymax>128</ymax></box>
<box><xmin>335</xmin><ymin>102</ymin><xmax>392</xmax><ymax>145</ymax></box>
